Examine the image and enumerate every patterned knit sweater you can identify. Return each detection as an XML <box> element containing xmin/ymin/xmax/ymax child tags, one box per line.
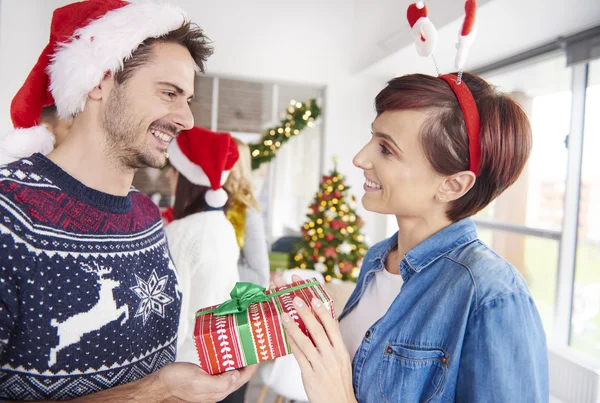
<box><xmin>0</xmin><ymin>154</ymin><xmax>181</xmax><ymax>400</ymax></box>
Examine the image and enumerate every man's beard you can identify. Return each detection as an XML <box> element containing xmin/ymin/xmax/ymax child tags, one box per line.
<box><xmin>102</xmin><ymin>84</ymin><xmax>165</xmax><ymax>169</ymax></box>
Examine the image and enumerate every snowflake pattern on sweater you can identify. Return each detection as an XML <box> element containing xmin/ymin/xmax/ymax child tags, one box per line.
<box><xmin>0</xmin><ymin>154</ymin><xmax>181</xmax><ymax>400</ymax></box>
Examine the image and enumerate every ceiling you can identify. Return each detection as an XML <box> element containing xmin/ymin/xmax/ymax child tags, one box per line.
<box><xmin>355</xmin><ymin>0</ymin><xmax>600</xmax><ymax>78</ymax></box>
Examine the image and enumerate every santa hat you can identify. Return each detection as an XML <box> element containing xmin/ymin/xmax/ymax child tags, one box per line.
<box><xmin>455</xmin><ymin>0</ymin><xmax>477</xmax><ymax>71</ymax></box>
<box><xmin>406</xmin><ymin>1</ymin><xmax>437</xmax><ymax>57</ymax></box>
<box><xmin>167</xmin><ymin>126</ymin><xmax>239</xmax><ymax>208</ymax></box>
<box><xmin>0</xmin><ymin>0</ymin><xmax>188</xmax><ymax>164</ymax></box>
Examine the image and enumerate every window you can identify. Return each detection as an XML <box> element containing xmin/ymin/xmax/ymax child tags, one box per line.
<box><xmin>478</xmin><ymin>229</ymin><xmax>560</xmax><ymax>334</ymax></box>
<box><xmin>476</xmin><ymin>54</ymin><xmax>572</xmax><ymax>335</ymax></box>
<box><xmin>571</xmin><ymin>59</ymin><xmax>600</xmax><ymax>361</ymax></box>
<box><xmin>190</xmin><ymin>76</ymin><xmax>213</xmax><ymax>129</ymax></box>
<box><xmin>216</xmin><ymin>78</ymin><xmax>273</xmax><ymax>133</ymax></box>
<box><xmin>473</xmin><ymin>27</ymin><xmax>600</xmax><ymax>364</ymax></box>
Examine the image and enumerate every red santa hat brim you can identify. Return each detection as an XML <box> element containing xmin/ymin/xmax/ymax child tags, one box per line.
<box><xmin>48</xmin><ymin>2</ymin><xmax>188</xmax><ymax>121</ymax></box>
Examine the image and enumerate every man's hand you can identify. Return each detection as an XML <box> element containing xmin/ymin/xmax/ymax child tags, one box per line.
<box><xmin>153</xmin><ymin>362</ymin><xmax>258</xmax><ymax>403</ymax></box>
<box><xmin>60</xmin><ymin>362</ymin><xmax>258</xmax><ymax>403</ymax></box>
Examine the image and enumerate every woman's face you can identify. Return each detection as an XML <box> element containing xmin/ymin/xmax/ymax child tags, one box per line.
<box><xmin>353</xmin><ymin>109</ymin><xmax>443</xmax><ymax>218</ymax></box>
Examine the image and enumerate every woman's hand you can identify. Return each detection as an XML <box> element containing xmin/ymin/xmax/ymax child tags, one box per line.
<box><xmin>273</xmin><ymin>275</ymin><xmax>356</xmax><ymax>403</ymax></box>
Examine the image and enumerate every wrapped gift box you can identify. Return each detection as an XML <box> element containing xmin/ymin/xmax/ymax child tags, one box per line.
<box><xmin>194</xmin><ymin>278</ymin><xmax>334</xmax><ymax>375</ymax></box>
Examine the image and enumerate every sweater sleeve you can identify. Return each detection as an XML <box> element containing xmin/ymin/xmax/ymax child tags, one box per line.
<box><xmin>0</xmin><ymin>233</ymin><xmax>22</xmax><ymax>358</ymax></box>
<box><xmin>239</xmin><ymin>208</ymin><xmax>270</xmax><ymax>286</ymax></box>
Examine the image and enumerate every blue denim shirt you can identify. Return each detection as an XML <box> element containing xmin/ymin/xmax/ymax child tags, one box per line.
<box><xmin>339</xmin><ymin>218</ymin><xmax>549</xmax><ymax>402</ymax></box>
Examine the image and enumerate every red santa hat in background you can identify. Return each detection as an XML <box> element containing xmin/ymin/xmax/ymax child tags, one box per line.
<box><xmin>167</xmin><ymin>126</ymin><xmax>239</xmax><ymax>208</ymax></box>
<box><xmin>0</xmin><ymin>0</ymin><xmax>188</xmax><ymax>165</ymax></box>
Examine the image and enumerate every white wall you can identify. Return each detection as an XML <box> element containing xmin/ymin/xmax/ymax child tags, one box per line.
<box><xmin>0</xmin><ymin>0</ymin><xmax>73</xmax><ymax>131</ymax></box>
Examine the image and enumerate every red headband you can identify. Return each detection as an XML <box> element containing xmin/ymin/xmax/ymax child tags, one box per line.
<box><xmin>439</xmin><ymin>74</ymin><xmax>481</xmax><ymax>177</ymax></box>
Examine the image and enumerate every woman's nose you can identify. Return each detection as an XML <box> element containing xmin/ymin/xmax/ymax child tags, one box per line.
<box><xmin>353</xmin><ymin>145</ymin><xmax>373</xmax><ymax>170</ymax></box>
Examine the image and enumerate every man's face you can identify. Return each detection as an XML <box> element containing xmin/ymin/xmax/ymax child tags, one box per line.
<box><xmin>102</xmin><ymin>42</ymin><xmax>196</xmax><ymax>169</ymax></box>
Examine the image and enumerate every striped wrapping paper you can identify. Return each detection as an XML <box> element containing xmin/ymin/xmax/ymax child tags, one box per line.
<box><xmin>193</xmin><ymin>278</ymin><xmax>335</xmax><ymax>375</ymax></box>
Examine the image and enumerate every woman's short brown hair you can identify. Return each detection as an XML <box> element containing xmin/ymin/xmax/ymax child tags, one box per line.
<box><xmin>375</xmin><ymin>73</ymin><xmax>532</xmax><ymax>222</ymax></box>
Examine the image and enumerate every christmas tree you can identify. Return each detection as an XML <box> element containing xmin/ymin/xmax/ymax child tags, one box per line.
<box><xmin>290</xmin><ymin>160</ymin><xmax>368</xmax><ymax>282</ymax></box>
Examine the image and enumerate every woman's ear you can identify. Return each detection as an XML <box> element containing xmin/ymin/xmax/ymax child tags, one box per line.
<box><xmin>438</xmin><ymin>171</ymin><xmax>476</xmax><ymax>202</ymax></box>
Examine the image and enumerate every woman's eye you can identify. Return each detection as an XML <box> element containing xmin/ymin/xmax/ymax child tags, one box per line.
<box><xmin>379</xmin><ymin>143</ymin><xmax>392</xmax><ymax>155</ymax></box>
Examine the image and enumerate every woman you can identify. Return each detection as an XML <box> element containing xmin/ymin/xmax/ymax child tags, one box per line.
<box><xmin>223</xmin><ymin>138</ymin><xmax>270</xmax><ymax>287</ymax></box>
<box><xmin>164</xmin><ymin>126</ymin><xmax>240</xmax><ymax>365</ymax></box>
<box><xmin>279</xmin><ymin>73</ymin><xmax>548</xmax><ymax>402</ymax></box>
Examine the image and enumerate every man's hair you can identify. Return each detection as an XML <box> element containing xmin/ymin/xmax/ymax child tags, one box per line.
<box><xmin>114</xmin><ymin>22</ymin><xmax>213</xmax><ymax>85</ymax></box>
<box><xmin>375</xmin><ymin>73</ymin><xmax>532</xmax><ymax>222</ymax></box>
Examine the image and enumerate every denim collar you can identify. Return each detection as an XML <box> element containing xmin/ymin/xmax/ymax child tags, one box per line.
<box><xmin>367</xmin><ymin>218</ymin><xmax>478</xmax><ymax>282</ymax></box>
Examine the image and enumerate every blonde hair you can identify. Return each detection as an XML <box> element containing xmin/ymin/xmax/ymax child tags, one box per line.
<box><xmin>224</xmin><ymin>138</ymin><xmax>261</xmax><ymax>211</ymax></box>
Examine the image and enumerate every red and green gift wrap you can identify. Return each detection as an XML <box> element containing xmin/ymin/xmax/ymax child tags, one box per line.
<box><xmin>194</xmin><ymin>278</ymin><xmax>335</xmax><ymax>375</ymax></box>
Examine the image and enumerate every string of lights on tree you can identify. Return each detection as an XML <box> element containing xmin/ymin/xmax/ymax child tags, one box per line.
<box><xmin>249</xmin><ymin>98</ymin><xmax>321</xmax><ymax>170</ymax></box>
<box><xmin>290</xmin><ymin>158</ymin><xmax>368</xmax><ymax>282</ymax></box>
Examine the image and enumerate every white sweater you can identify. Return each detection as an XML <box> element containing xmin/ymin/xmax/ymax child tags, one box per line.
<box><xmin>165</xmin><ymin>210</ymin><xmax>240</xmax><ymax>364</ymax></box>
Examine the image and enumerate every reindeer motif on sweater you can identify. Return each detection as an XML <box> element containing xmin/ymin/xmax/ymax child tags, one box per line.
<box><xmin>48</xmin><ymin>262</ymin><xmax>129</xmax><ymax>367</ymax></box>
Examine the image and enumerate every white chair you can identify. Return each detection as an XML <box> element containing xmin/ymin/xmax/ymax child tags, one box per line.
<box><xmin>257</xmin><ymin>269</ymin><xmax>325</xmax><ymax>403</ymax></box>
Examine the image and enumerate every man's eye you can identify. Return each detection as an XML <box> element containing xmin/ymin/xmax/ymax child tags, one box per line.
<box><xmin>163</xmin><ymin>92</ymin><xmax>176</xmax><ymax>99</ymax></box>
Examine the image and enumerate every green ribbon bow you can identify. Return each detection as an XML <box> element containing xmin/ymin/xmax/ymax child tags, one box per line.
<box><xmin>212</xmin><ymin>282</ymin><xmax>270</xmax><ymax>316</ymax></box>
<box><xmin>196</xmin><ymin>279</ymin><xmax>321</xmax><ymax>317</ymax></box>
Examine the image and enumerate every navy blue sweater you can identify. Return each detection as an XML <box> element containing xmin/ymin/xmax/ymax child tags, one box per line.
<box><xmin>0</xmin><ymin>154</ymin><xmax>181</xmax><ymax>400</ymax></box>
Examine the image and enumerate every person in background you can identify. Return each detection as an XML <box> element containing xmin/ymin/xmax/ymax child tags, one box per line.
<box><xmin>224</xmin><ymin>138</ymin><xmax>270</xmax><ymax>287</ymax></box>
<box><xmin>216</xmin><ymin>138</ymin><xmax>270</xmax><ymax>403</ymax></box>
<box><xmin>165</xmin><ymin>126</ymin><xmax>241</xmax><ymax>365</ymax></box>
<box><xmin>39</xmin><ymin>105</ymin><xmax>73</xmax><ymax>147</ymax></box>
<box><xmin>279</xmin><ymin>72</ymin><xmax>549</xmax><ymax>402</ymax></box>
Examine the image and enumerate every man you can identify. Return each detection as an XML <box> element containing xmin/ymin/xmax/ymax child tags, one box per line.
<box><xmin>0</xmin><ymin>0</ymin><xmax>255</xmax><ymax>401</ymax></box>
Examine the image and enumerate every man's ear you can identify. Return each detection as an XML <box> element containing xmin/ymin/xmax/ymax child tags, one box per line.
<box><xmin>88</xmin><ymin>74</ymin><xmax>115</xmax><ymax>101</ymax></box>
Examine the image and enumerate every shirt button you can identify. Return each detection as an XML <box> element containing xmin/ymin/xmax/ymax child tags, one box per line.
<box><xmin>365</xmin><ymin>330</ymin><xmax>371</xmax><ymax>339</ymax></box>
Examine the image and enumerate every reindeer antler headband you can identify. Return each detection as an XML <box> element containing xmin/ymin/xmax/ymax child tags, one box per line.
<box><xmin>406</xmin><ymin>0</ymin><xmax>481</xmax><ymax>177</ymax></box>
